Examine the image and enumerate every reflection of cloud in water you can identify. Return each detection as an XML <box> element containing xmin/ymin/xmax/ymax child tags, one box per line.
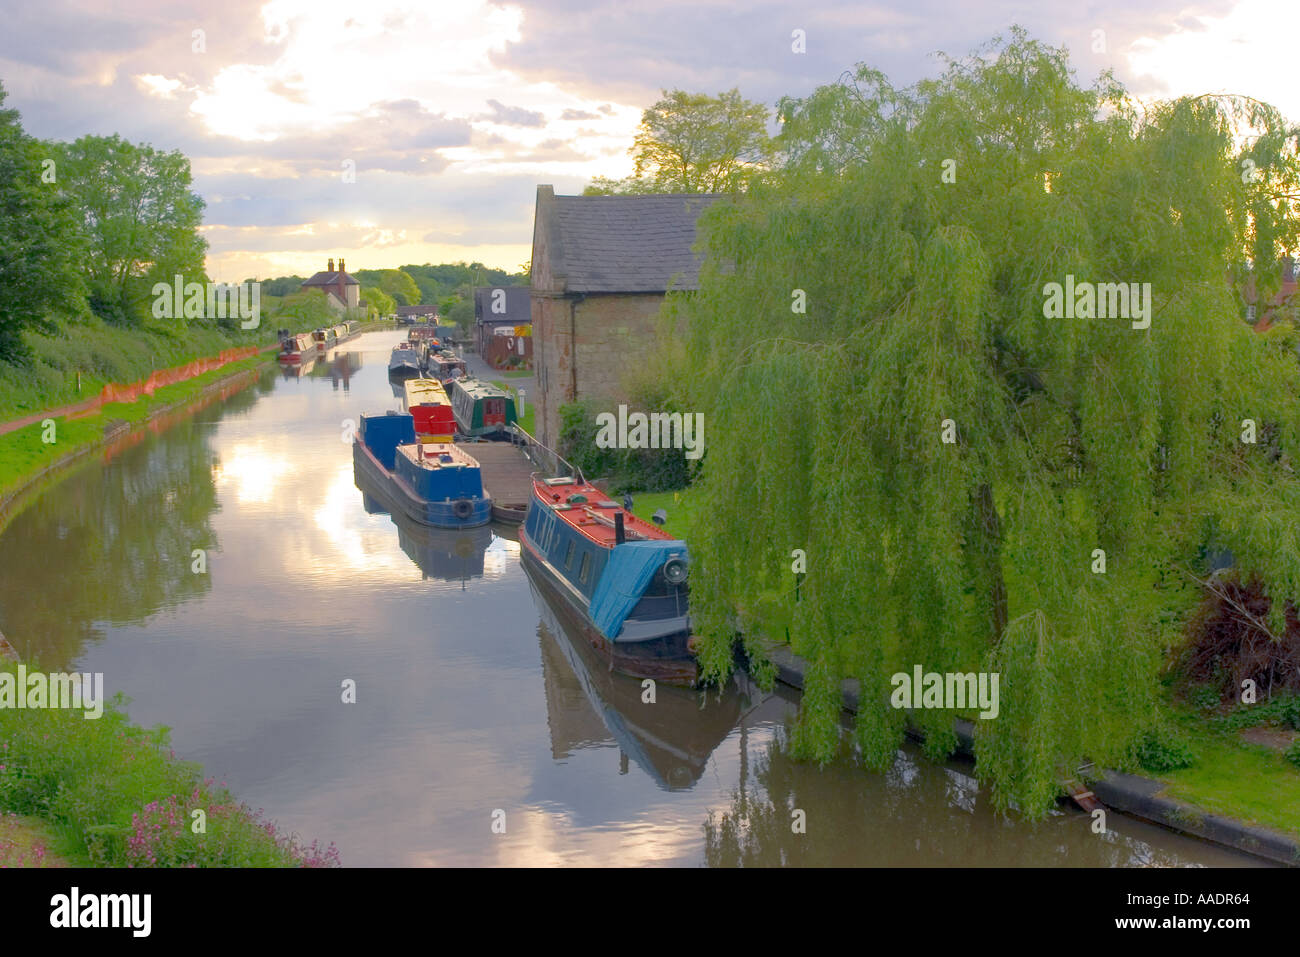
<box><xmin>483</xmin><ymin>535</ymin><xmax>519</xmax><ymax>577</ymax></box>
<box><xmin>309</xmin><ymin>464</ymin><xmax>414</xmax><ymax>580</ymax></box>
<box><xmin>213</xmin><ymin>443</ymin><xmax>293</xmax><ymax>504</ymax></box>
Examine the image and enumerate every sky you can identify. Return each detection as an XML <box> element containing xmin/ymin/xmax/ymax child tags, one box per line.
<box><xmin>0</xmin><ymin>0</ymin><xmax>1292</xmax><ymax>282</ymax></box>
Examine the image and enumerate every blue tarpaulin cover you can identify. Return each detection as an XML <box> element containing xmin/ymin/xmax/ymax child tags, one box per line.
<box><xmin>590</xmin><ymin>540</ymin><xmax>688</xmax><ymax>640</ymax></box>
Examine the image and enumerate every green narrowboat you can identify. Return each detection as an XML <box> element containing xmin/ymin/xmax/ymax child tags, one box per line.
<box><xmin>448</xmin><ymin>377</ymin><xmax>517</xmax><ymax>438</ymax></box>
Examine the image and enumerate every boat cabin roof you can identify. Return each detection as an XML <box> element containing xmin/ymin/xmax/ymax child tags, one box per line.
<box><xmin>396</xmin><ymin>442</ymin><xmax>480</xmax><ymax>471</ymax></box>
<box><xmin>454</xmin><ymin>377</ymin><xmax>509</xmax><ymax>400</ymax></box>
<box><xmin>404</xmin><ymin>379</ymin><xmax>449</xmax><ymax>405</ymax></box>
<box><xmin>532</xmin><ymin>476</ymin><xmax>674</xmax><ymax>546</ymax></box>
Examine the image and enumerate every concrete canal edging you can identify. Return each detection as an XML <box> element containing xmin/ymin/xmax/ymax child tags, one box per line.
<box><xmin>754</xmin><ymin>639</ymin><xmax>1300</xmax><ymax>866</ymax></box>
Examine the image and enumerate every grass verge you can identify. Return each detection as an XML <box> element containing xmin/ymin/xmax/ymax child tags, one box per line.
<box><xmin>0</xmin><ymin>662</ymin><xmax>339</xmax><ymax>867</ymax></box>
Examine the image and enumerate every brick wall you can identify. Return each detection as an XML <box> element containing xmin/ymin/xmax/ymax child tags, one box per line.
<box><xmin>533</xmin><ymin>292</ymin><xmax>666</xmax><ymax>448</ymax></box>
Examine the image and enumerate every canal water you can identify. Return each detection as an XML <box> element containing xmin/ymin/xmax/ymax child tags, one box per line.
<box><xmin>0</xmin><ymin>331</ymin><xmax>1254</xmax><ymax>866</ymax></box>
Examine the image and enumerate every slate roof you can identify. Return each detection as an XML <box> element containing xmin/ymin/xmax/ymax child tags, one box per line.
<box><xmin>535</xmin><ymin>188</ymin><xmax>722</xmax><ymax>294</ymax></box>
<box><xmin>302</xmin><ymin>270</ymin><xmax>360</xmax><ymax>287</ymax></box>
<box><xmin>474</xmin><ymin>286</ymin><xmax>531</xmax><ymax>325</ymax></box>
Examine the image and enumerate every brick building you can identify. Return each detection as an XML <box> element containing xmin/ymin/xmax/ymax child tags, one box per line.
<box><xmin>528</xmin><ymin>185</ymin><xmax>721</xmax><ymax>447</ymax></box>
<box><xmin>301</xmin><ymin>257</ymin><xmax>361</xmax><ymax>312</ymax></box>
<box><xmin>473</xmin><ymin>286</ymin><xmax>533</xmax><ymax>369</ymax></box>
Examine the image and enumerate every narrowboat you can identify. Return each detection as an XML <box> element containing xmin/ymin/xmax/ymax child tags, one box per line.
<box><xmin>312</xmin><ymin>326</ymin><xmax>337</xmax><ymax>350</ymax></box>
<box><xmin>427</xmin><ymin>350</ymin><xmax>467</xmax><ymax>384</ymax></box>
<box><xmin>519</xmin><ymin>473</ymin><xmax>695</xmax><ymax>684</ymax></box>
<box><xmin>278</xmin><ymin>331</ymin><xmax>316</xmax><ymax>364</ymax></box>
<box><xmin>352</xmin><ymin>411</ymin><xmax>492</xmax><ymax>528</ymax></box>
<box><xmin>448</xmin><ymin>377</ymin><xmax>517</xmax><ymax>438</ymax></box>
<box><xmin>388</xmin><ymin>341</ymin><xmax>422</xmax><ymax>379</ymax></box>
<box><xmin>404</xmin><ymin>377</ymin><xmax>456</xmax><ymax>441</ymax></box>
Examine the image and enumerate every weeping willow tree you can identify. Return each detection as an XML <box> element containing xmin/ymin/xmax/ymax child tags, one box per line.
<box><xmin>680</xmin><ymin>28</ymin><xmax>1300</xmax><ymax>815</ymax></box>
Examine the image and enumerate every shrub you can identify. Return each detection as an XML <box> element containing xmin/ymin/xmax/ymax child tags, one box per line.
<box><xmin>1126</xmin><ymin>727</ymin><xmax>1197</xmax><ymax>773</ymax></box>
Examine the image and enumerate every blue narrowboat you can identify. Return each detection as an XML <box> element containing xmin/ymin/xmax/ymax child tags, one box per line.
<box><xmin>352</xmin><ymin>411</ymin><xmax>492</xmax><ymax>528</ymax></box>
<box><xmin>519</xmin><ymin>473</ymin><xmax>695</xmax><ymax>684</ymax></box>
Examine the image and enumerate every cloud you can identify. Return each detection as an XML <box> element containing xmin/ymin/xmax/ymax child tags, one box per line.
<box><xmin>0</xmin><ymin>0</ymin><xmax>1266</xmax><ymax>282</ymax></box>
<box><xmin>484</xmin><ymin>98</ymin><xmax>546</xmax><ymax>126</ymax></box>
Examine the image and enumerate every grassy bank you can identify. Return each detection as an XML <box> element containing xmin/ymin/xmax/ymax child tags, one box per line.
<box><xmin>488</xmin><ymin>378</ymin><xmax>536</xmax><ymax>435</ymax></box>
<box><xmin>0</xmin><ymin>661</ymin><xmax>338</xmax><ymax>867</ymax></box>
<box><xmin>0</xmin><ymin>313</ymin><xmax>287</xmax><ymax>422</ymax></box>
<box><xmin>0</xmin><ymin>354</ymin><xmax>267</xmax><ymax>507</ymax></box>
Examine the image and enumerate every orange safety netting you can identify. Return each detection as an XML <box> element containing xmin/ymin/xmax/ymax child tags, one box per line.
<box><xmin>0</xmin><ymin>346</ymin><xmax>262</xmax><ymax>436</ymax></box>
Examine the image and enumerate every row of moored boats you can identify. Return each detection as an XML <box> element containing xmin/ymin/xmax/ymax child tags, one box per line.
<box><xmin>353</xmin><ymin>330</ymin><xmax>697</xmax><ymax>684</ymax></box>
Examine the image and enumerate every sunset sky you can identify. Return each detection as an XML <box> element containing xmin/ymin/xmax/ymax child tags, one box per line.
<box><xmin>1</xmin><ymin>0</ymin><xmax>1292</xmax><ymax>283</ymax></box>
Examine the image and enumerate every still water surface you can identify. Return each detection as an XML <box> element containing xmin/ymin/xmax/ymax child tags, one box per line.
<box><xmin>0</xmin><ymin>331</ymin><xmax>1254</xmax><ymax>866</ymax></box>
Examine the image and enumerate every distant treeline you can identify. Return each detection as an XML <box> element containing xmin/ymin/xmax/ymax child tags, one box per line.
<box><xmin>249</xmin><ymin>263</ymin><xmax>529</xmax><ymax>327</ymax></box>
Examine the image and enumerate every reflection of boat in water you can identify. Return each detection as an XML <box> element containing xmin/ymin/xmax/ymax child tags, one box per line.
<box><xmin>355</xmin><ymin>470</ymin><xmax>494</xmax><ymax>583</ymax></box>
<box><xmin>528</xmin><ymin>571</ymin><xmax>743</xmax><ymax>790</ymax></box>
<box><xmin>521</xmin><ymin>473</ymin><xmax>694</xmax><ymax>684</ymax></box>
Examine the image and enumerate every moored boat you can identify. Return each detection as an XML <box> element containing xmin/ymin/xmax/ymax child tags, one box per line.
<box><xmin>426</xmin><ymin>350</ymin><xmax>467</xmax><ymax>384</ymax></box>
<box><xmin>352</xmin><ymin>411</ymin><xmax>492</xmax><ymax>528</ymax></box>
<box><xmin>519</xmin><ymin>473</ymin><xmax>695</xmax><ymax>684</ymax></box>
<box><xmin>404</xmin><ymin>377</ymin><xmax>456</xmax><ymax>441</ymax></box>
<box><xmin>278</xmin><ymin>331</ymin><xmax>316</xmax><ymax>364</ymax></box>
<box><xmin>448</xmin><ymin>376</ymin><xmax>516</xmax><ymax>438</ymax></box>
<box><xmin>388</xmin><ymin>341</ymin><xmax>422</xmax><ymax>379</ymax></box>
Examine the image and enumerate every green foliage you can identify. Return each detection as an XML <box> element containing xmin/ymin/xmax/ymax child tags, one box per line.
<box><xmin>0</xmin><ymin>665</ymin><xmax>335</xmax><ymax>866</ymax></box>
<box><xmin>0</xmin><ymin>82</ymin><xmax>86</xmax><ymax>358</ymax></box>
<box><xmin>1285</xmin><ymin>739</ymin><xmax>1300</xmax><ymax>769</ymax></box>
<box><xmin>1127</xmin><ymin>726</ymin><xmax>1198</xmax><ymax>772</ymax></box>
<box><xmin>352</xmin><ymin>268</ymin><xmax>420</xmax><ymax>306</ymax></box>
<box><xmin>679</xmin><ymin>27</ymin><xmax>1300</xmax><ymax>815</ymax></box>
<box><xmin>1212</xmin><ymin>692</ymin><xmax>1300</xmax><ymax>731</ymax></box>
<box><xmin>585</xmin><ymin>88</ymin><xmax>774</xmax><ymax>194</ymax></box>
<box><xmin>558</xmin><ymin>398</ymin><xmax>695</xmax><ymax>493</ymax></box>
<box><xmin>54</xmin><ymin>134</ymin><xmax>207</xmax><ymax>326</ymax></box>
<box><xmin>361</xmin><ymin>285</ymin><xmax>396</xmax><ymax>318</ymax></box>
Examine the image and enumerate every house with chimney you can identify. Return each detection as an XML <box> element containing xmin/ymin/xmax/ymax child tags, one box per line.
<box><xmin>528</xmin><ymin>185</ymin><xmax>721</xmax><ymax>447</ymax></box>
<box><xmin>301</xmin><ymin>257</ymin><xmax>362</xmax><ymax>313</ymax></box>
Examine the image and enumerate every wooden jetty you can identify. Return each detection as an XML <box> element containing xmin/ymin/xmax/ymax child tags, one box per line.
<box><xmin>466</xmin><ymin>440</ymin><xmax>534</xmax><ymax>523</ymax></box>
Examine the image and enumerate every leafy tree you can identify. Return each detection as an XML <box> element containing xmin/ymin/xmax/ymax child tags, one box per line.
<box><xmin>0</xmin><ymin>83</ymin><xmax>85</xmax><ymax>357</ymax></box>
<box><xmin>360</xmin><ymin>285</ymin><xmax>395</xmax><ymax>318</ymax></box>
<box><xmin>584</xmin><ymin>88</ymin><xmax>774</xmax><ymax>195</ymax></box>
<box><xmin>680</xmin><ymin>28</ymin><xmax>1300</xmax><ymax>815</ymax></box>
<box><xmin>55</xmin><ymin>134</ymin><xmax>206</xmax><ymax>325</ymax></box>
<box><xmin>353</xmin><ymin>268</ymin><xmax>420</xmax><ymax>306</ymax></box>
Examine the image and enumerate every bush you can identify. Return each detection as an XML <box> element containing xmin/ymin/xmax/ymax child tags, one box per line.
<box><xmin>0</xmin><ymin>664</ymin><xmax>338</xmax><ymax>867</ymax></box>
<box><xmin>1127</xmin><ymin>727</ymin><xmax>1197</xmax><ymax>773</ymax></box>
<box><xmin>1286</xmin><ymin>739</ymin><xmax>1300</xmax><ymax>770</ymax></box>
<box><xmin>558</xmin><ymin>397</ymin><xmax>697</xmax><ymax>493</ymax></box>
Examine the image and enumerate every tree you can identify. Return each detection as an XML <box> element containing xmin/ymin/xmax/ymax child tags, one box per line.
<box><xmin>679</xmin><ymin>28</ymin><xmax>1300</xmax><ymax>815</ymax></box>
<box><xmin>354</xmin><ymin>268</ymin><xmax>420</xmax><ymax>306</ymax></box>
<box><xmin>55</xmin><ymin>134</ymin><xmax>206</xmax><ymax>325</ymax></box>
<box><xmin>0</xmin><ymin>82</ymin><xmax>85</xmax><ymax>357</ymax></box>
<box><xmin>584</xmin><ymin>88</ymin><xmax>774</xmax><ymax>195</ymax></box>
<box><xmin>360</xmin><ymin>285</ymin><xmax>395</xmax><ymax>318</ymax></box>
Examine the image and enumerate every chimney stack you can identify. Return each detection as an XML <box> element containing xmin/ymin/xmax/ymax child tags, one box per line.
<box><xmin>328</xmin><ymin>258</ymin><xmax>335</xmax><ymax>272</ymax></box>
<box><xmin>338</xmin><ymin>258</ymin><xmax>346</xmax><ymax>273</ymax></box>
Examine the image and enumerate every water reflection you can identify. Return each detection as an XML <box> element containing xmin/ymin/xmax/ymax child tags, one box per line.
<box><xmin>702</xmin><ymin>713</ymin><xmax>1258</xmax><ymax>867</ymax></box>
<box><xmin>0</xmin><ymin>330</ymin><xmax>1268</xmax><ymax>867</ymax></box>
<box><xmin>529</xmin><ymin>572</ymin><xmax>744</xmax><ymax>790</ymax></box>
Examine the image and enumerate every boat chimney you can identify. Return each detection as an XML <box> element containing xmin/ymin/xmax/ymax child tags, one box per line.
<box><xmin>614</xmin><ymin>511</ymin><xmax>625</xmax><ymax>545</ymax></box>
